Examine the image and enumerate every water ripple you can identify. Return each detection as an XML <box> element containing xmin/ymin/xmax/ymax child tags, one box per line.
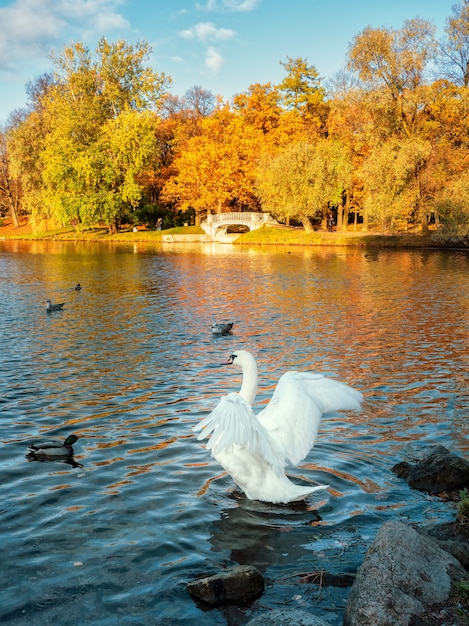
<box><xmin>0</xmin><ymin>243</ymin><xmax>467</xmax><ymax>625</ymax></box>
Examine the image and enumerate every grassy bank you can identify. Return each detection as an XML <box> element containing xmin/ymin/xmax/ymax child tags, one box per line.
<box><xmin>0</xmin><ymin>222</ymin><xmax>205</xmax><ymax>242</ymax></box>
<box><xmin>234</xmin><ymin>225</ymin><xmax>437</xmax><ymax>248</ymax></box>
<box><xmin>0</xmin><ymin>219</ymin><xmax>467</xmax><ymax>249</ymax></box>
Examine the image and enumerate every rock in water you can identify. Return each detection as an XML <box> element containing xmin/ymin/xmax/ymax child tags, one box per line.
<box><xmin>186</xmin><ymin>564</ymin><xmax>264</xmax><ymax>605</ymax></box>
<box><xmin>343</xmin><ymin>520</ymin><xmax>465</xmax><ymax>626</ymax></box>
<box><xmin>392</xmin><ymin>445</ymin><xmax>469</xmax><ymax>493</ymax></box>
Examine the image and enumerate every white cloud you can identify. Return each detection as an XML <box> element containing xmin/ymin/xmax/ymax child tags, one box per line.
<box><xmin>180</xmin><ymin>21</ymin><xmax>235</xmax><ymax>43</ymax></box>
<box><xmin>205</xmin><ymin>46</ymin><xmax>224</xmax><ymax>73</ymax></box>
<box><xmin>196</xmin><ymin>0</ymin><xmax>260</xmax><ymax>11</ymax></box>
<box><xmin>0</xmin><ymin>0</ymin><xmax>129</xmax><ymax>72</ymax></box>
<box><xmin>222</xmin><ymin>0</ymin><xmax>260</xmax><ymax>11</ymax></box>
<box><xmin>196</xmin><ymin>0</ymin><xmax>217</xmax><ymax>10</ymax></box>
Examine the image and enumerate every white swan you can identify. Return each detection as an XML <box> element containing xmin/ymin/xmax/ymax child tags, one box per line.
<box><xmin>193</xmin><ymin>350</ymin><xmax>363</xmax><ymax>504</ymax></box>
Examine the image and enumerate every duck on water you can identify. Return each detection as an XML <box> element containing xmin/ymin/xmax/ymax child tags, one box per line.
<box><xmin>46</xmin><ymin>300</ymin><xmax>65</xmax><ymax>312</ymax></box>
<box><xmin>27</xmin><ymin>435</ymin><xmax>78</xmax><ymax>460</ymax></box>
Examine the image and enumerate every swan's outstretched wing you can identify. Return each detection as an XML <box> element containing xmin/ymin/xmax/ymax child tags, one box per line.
<box><xmin>193</xmin><ymin>392</ymin><xmax>280</xmax><ymax>467</ymax></box>
<box><xmin>257</xmin><ymin>372</ymin><xmax>363</xmax><ymax>466</ymax></box>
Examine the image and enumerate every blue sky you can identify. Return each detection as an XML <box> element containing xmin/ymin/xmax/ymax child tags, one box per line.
<box><xmin>0</xmin><ymin>0</ymin><xmax>457</xmax><ymax>123</ymax></box>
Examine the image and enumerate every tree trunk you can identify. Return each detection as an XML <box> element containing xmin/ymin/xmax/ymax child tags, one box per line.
<box><xmin>421</xmin><ymin>215</ymin><xmax>429</xmax><ymax>235</ymax></box>
<box><xmin>10</xmin><ymin>201</ymin><xmax>19</xmax><ymax>228</ymax></box>
<box><xmin>301</xmin><ymin>216</ymin><xmax>313</xmax><ymax>232</ymax></box>
<box><xmin>108</xmin><ymin>219</ymin><xmax>118</xmax><ymax>234</ymax></box>
<box><xmin>337</xmin><ymin>202</ymin><xmax>344</xmax><ymax>231</ymax></box>
<box><xmin>4</xmin><ymin>182</ymin><xmax>19</xmax><ymax>227</ymax></box>
<box><xmin>343</xmin><ymin>192</ymin><xmax>352</xmax><ymax>230</ymax></box>
<box><xmin>363</xmin><ymin>208</ymin><xmax>369</xmax><ymax>232</ymax></box>
<box><xmin>0</xmin><ymin>141</ymin><xmax>19</xmax><ymax>228</ymax></box>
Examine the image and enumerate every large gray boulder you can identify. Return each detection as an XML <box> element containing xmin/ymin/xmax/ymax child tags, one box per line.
<box><xmin>343</xmin><ymin>520</ymin><xmax>465</xmax><ymax>626</ymax></box>
<box><xmin>418</xmin><ymin>520</ymin><xmax>469</xmax><ymax>569</ymax></box>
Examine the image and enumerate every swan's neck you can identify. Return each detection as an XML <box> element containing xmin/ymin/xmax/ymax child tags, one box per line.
<box><xmin>239</xmin><ymin>358</ymin><xmax>258</xmax><ymax>404</ymax></box>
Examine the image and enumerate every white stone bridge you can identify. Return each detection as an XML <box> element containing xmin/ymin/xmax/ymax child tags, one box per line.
<box><xmin>201</xmin><ymin>212</ymin><xmax>274</xmax><ymax>240</ymax></box>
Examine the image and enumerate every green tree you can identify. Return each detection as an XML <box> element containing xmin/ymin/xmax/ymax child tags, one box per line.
<box><xmin>360</xmin><ymin>137</ymin><xmax>432</xmax><ymax>230</ymax></box>
<box><xmin>256</xmin><ymin>143</ymin><xmax>315</xmax><ymax>229</ymax></box>
<box><xmin>277</xmin><ymin>56</ymin><xmax>328</xmax><ymax>138</ymax></box>
<box><xmin>278</xmin><ymin>56</ymin><xmax>324</xmax><ymax>111</ymax></box>
<box><xmin>256</xmin><ymin>140</ymin><xmax>352</xmax><ymax>231</ymax></box>
<box><xmin>307</xmin><ymin>139</ymin><xmax>354</xmax><ymax>230</ymax></box>
<box><xmin>10</xmin><ymin>40</ymin><xmax>169</xmax><ymax>232</ymax></box>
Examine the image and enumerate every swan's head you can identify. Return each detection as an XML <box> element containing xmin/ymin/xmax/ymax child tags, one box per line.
<box><xmin>227</xmin><ymin>350</ymin><xmax>255</xmax><ymax>368</ymax></box>
<box><xmin>226</xmin><ymin>350</ymin><xmax>258</xmax><ymax>403</ymax></box>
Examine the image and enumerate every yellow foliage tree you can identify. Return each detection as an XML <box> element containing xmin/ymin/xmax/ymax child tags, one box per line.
<box><xmin>161</xmin><ymin>105</ymin><xmax>263</xmax><ymax>223</ymax></box>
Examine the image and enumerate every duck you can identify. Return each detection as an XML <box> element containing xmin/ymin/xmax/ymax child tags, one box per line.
<box><xmin>28</xmin><ymin>434</ymin><xmax>78</xmax><ymax>458</ymax></box>
<box><xmin>46</xmin><ymin>300</ymin><xmax>65</xmax><ymax>312</ymax></box>
<box><xmin>73</xmin><ymin>283</ymin><xmax>82</xmax><ymax>291</ymax></box>
<box><xmin>193</xmin><ymin>350</ymin><xmax>363</xmax><ymax>504</ymax></box>
<box><xmin>212</xmin><ymin>322</ymin><xmax>234</xmax><ymax>335</ymax></box>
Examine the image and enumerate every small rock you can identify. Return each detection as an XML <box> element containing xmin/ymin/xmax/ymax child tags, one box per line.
<box><xmin>391</xmin><ymin>446</ymin><xmax>469</xmax><ymax>493</ymax></box>
<box><xmin>186</xmin><ymin>564</ymin><xmax>264</xmax><ymax>605</ymax></box>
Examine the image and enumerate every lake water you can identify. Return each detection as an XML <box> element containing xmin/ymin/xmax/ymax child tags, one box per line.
<box><xmin>0</xmin><ymin>240</ymin><xmax>468</xmax><ymax>626</ymax></box>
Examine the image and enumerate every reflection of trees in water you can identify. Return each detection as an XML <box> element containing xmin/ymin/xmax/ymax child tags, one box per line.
<box><xmin>208</xmin><ymin>492</ymin><xmax>322</xmax><ymax>572</ymax></box>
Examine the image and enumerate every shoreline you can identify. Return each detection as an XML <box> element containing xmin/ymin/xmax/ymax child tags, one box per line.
<box><xmin>0</xmin><ymin>220</ymin><xmax>468</xmax><ymax>250</ymax></box>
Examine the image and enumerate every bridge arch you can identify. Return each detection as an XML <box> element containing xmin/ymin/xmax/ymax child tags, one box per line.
<box><xmin>201</xmin><ymin>212</ymin><xmax>274</xmax><ymax>240</ymax></box>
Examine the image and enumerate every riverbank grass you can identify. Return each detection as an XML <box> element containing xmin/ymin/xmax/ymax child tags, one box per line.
<box><xmin>0</xmin><ymin>218</ymin><xmax>466</xmax><ymax>248</ymax></box>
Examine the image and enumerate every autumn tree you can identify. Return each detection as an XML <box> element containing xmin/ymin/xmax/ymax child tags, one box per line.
<box><xmin>232</xmin><ymin>82</ymin><xmax>282</xmax><ymax>134</ymax></box>
<box><xmin>347</xmin><ymin>19</ymin><xmax>436</xmax><ymax>139</ymax></box>
<box><xmin>7</xmin><ymin>105</ymin><xmax>50</xmax><ymax>225</ymax></box>
<box><xmin>434</xmin><ymin>170</ymin><xmax>469</xmax><ymax>234</ymax></box>
<box><xmin>162</xmin><ymin>105</ymin><xmax>262</xmax><ymax>222</ymax></box>
<box><xmin>0</xmin><ymin>128</ymin><xmax>21</xmax><ymax>227</ymax></box>
<box><xmin>184</xmin><ymin>85</ymin><xmax>216</xmax><ymax>118</ymax></box>
<box><xmin>436</xmin><ymin>0</ymin><xmax>469</xmax><ymax>87</ymax></box>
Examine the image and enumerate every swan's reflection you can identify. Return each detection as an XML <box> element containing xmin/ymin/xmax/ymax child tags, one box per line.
<box><xmin>208</xmin><ymin>490</ymin><xmax>323</xmax><ymax>572</ymax></box>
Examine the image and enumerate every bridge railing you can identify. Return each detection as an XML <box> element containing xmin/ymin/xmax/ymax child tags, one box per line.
<box><xmin>201</xmin><ymin>211</ymin><xmax>273</xmax><ymax>239</ymax></box>
<box><xmin>208</xmin><ymin>212</ymin><xmax>265</xmax><ymax>224</ymax></box>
